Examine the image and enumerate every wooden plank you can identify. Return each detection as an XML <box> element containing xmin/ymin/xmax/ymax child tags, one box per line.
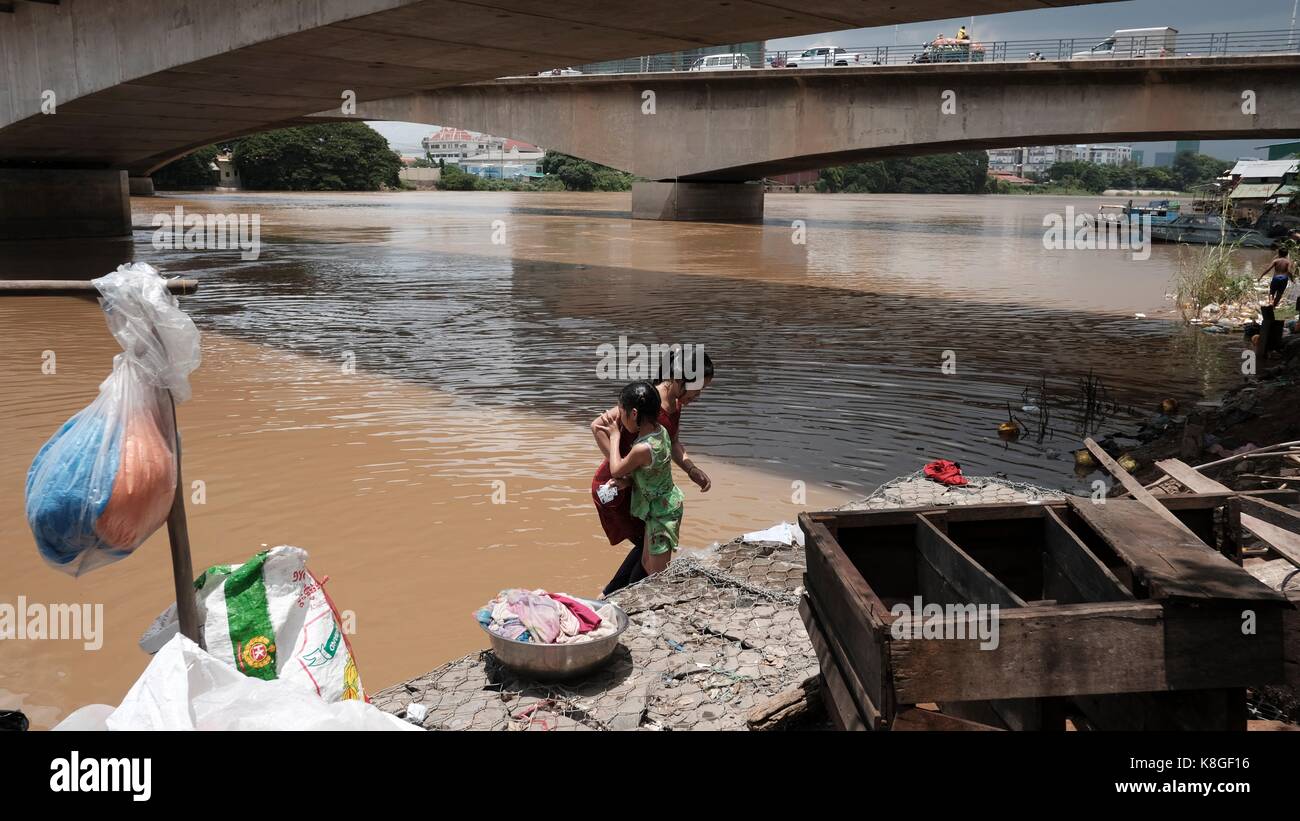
<box><xmin>915</xmin><ymin>516</ymin><xmax>1026</xmax><ymax>608</ymax></box>
<box><xmin>1155</xmin><ymin>458</ymin><xmax>1229</xmax><ymax>493</ymax></box>
<box><xmin>804</xmin><ymin>489</ymin><xmax>1300</xmax><ymax>531</ymax></box>
<box><xmin>1237</xmin><ymin>497</ymin><xmax>1300</xmax><ymax>568</ymax></box>
<box><xmin>892</xmin><ymin>706</ymin><xmax>1004</xmax><ymax>732</ymax></box>
<box><xmin>798</xmin><ymin>596</ymin><xmax>868</xmax><ymax>731</ymax></box>
<box><xmin>1085</xmin><ymin>438</ymin><xmax>1204</xmax><ymax>541</ymax></box>
<box><xmin>1070</xmin><ymin>498</ymin><xmax>1287</xmax><ymax>603</ymax></box>
<box><xmin>800</xmin><ymin>517</ymin><xmax>892</xmax><ymax>726</ymax></box>
<box><xmin>887</xmin><ymin>600</ymin><xmax>1287</xmax><ymax>703</ymax></box>
<box><xmin>1042</xmin><ymin>507</ymin><xmax>1133</xmax><ymax>603</ymax></box>
<box><xmin>1155</xmin><ymin>459</ymin><xmax>1300</xmax><ymax>566</ymax></box>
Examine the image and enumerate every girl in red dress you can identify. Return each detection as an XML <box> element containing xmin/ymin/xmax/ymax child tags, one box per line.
<box><xmin>590</xmin><ymin>355</ymin><xmax>714</xmax><ymax>595</ymax></box>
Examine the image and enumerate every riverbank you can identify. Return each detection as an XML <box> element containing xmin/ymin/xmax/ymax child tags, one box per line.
<box><xmin>370</xmin><ymin>474</ymin><xmax>1069</xmax><ymax>731</ymax></box>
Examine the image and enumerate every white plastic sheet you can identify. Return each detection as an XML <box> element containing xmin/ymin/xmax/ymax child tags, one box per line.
<box><xmin>52</xmin><ymin>635</ymin><xmax>416</xmax><ymax>731</ymax></box>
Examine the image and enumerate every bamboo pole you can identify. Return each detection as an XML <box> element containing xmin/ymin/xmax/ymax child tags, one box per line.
<box><xmin>0</xmin><ymin>279</ymin><xmax>199</xmax><ymax>297</ymax></box>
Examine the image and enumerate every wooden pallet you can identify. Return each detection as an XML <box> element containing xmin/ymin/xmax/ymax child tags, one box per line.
<box><xmin>799</xmin><ymin>491</ymin><xmax>1299</xmax><ymax>731</ymax></box>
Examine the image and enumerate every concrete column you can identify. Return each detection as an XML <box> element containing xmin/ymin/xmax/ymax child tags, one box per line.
<box><xmin>0</xmin><ymin>169</ymin><xmax>131</xmax><ymax>240</ymax></box>
<box><xmin>129</xmin><ymin>176</ymin><xmax>156</xmax><ymax>196</ymax></box>
<box><xmin>632</xmin><ymin>181</ymin><xmax>764</xmax><ymax>221</ymax></box>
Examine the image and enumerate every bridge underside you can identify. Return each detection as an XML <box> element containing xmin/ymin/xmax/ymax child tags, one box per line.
<box><xmin>335</xmin><ymin>55</ymin><xmax>1300</xmax><ymax>219</ymax></box>
<box><xmin>0</xmin><ymin>0</ymin><xmax>1124</xmax><ymax>235</ymax></box>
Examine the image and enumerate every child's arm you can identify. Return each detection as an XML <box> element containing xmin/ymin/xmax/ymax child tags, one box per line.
<box><xmin>608</xmin><ymin>434</ymin><xmax>652</xmax><ymax>478</ymax></box>
<box><xmin>1259</xmin><ymin>260</ymin><xmax>1278</xmax><ymax>280</ymax></box>
<box><xmin>589</xmin><ymin>405</ymin><xmax>620</xmax><ymax>458</ymax></box>
<box><xmin>671</xmin><ymin>435</ymin><xmax>711</xmax><ymax>492</ymax></box>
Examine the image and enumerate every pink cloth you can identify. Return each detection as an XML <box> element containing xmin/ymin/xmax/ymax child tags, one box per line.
<box><xmin>546</xmin><ymin>593</ymin><xmax>603</xmax><ymax>634</ymax></box>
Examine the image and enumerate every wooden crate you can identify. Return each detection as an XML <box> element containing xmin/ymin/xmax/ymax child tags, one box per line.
<box><xmin>798</xmin><ymin>491</ymin><xmax>1299</xmax><ymax>731</ymax></box>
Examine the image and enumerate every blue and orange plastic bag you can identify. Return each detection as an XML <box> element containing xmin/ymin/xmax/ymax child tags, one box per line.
<box><xmin>25</xmin><ymin>264</ymin><xmax>201</xmax><ymax>576</ymax></box>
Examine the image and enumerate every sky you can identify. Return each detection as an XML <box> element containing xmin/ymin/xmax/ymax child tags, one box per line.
<box><xmin>369</xmin><ymin>0</ymin><xmax>1300</xmax><ymax>163</ymax></box>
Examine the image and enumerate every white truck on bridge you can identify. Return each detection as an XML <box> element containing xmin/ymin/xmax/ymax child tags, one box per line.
<box><xmin>1072</xmin><ymin>27</ymin><xmax>1178</xmax><ymax>60</ymax></box>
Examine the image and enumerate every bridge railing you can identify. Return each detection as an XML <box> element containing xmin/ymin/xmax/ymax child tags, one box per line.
<box><xmin>516</xmin><ymin>29</ymin><xmax>1300</xmax><ymax>76</ymax></box>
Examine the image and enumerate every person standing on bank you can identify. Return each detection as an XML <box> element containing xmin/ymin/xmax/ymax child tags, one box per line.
<box><xmin>590</xmin><ymin>354</ymin><xmax>714</xmax><ymax>595</ymax></box>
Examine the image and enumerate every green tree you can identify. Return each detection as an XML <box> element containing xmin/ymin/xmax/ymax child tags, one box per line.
<box><xmin>233</xmin><ymin>122</ymin><xmax>401</xmax><ymax>191</ymax></box>
<box><xmin>438</xmin><ymin>164</ymin><xmax>482</xmax><ymax>191</ymax></box>
<box><xmin>151</xmin><ymin>145</ymin><xmax>219</xmax><ymax>190</ymax></box>
<box><xmin>1172</xmin><ymin>151</ymin><xmax>1229</xmax><ymax>190</ymax></box>
<box><xmin>539</xmin><ymin>151</ymin><xmax>636</xmax><ymax>191</ymax></box>
<box><xmin>817</xmin><ymin>151</ymin><xmax>989</xmax><ymax>194</ymax></box>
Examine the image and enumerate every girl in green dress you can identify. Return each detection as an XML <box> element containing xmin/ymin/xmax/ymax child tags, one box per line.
<box><xmin>607</xmin><ymin>381</ymin><xmax>685</xmax><ymax>576</ymax></box>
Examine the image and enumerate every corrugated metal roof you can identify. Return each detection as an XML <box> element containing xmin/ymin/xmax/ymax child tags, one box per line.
<box><xmin>1229</xmin><ymin>159</ymin><xmax>1299</xmax><ymax>179</ymax></box>
<box><xmin>1229</xmin><ymin>182</ymin><xmax>1280</xmax><ymax>199</ymax></box>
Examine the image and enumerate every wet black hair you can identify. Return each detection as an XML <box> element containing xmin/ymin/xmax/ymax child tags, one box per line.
<box><xmin>1281</xmin><ymin>247</ymin><xmax>1290</xmax><ymax>257</ymax></box>
<box><xmin>619</xmin><ymin>380</ymin><xmax>661</xmax><ymax>426</ymax></box>
<box><xmin>654</xmin><ymin>350</ymin><xmax>716</xmax><ymax>386</ymax></box>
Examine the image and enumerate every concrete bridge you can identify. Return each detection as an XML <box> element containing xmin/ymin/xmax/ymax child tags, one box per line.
<box><xmin>0</xmin><ymin>0</ymin><xmax>1159</xmax><ymax>236</ymax></box>
<box><xmin>336</xmin><ymin>55</ymin><xmax>1300</xmax><ymax>219</ymax></box>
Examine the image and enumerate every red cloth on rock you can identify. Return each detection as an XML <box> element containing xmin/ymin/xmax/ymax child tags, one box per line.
<box><xmin>923</xmin><ymin>459</ymin><xmax>968</xmax><ymax>486</ymax></box>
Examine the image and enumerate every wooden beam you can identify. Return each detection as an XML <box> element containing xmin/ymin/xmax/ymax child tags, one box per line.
<box><xmin>1042</xmin><ymin>507</ymin><xmax>1133</xmax><ymax>603</ymax></box>
<box><xmin>1236</xmin><ymin>497</ymin><xmax>1300</xmax><ymax>569</ymax></box>
<box><xmin>892</xmin><ymin>706</ymin><xmax>1004</xmax><ymax>731</ymax></box>
<box><xmin>1084</xmin><ymin>438</ymin><xmax>1204</xmax><ymax>541</ymax></box>
<box><xmin>0</xmin><ymin>279</ymin><xmax>199</xmax><ymax>297</ymax></box>
<box><xmin>915</xmin><ymin>515</ymin><xmax>1026</xmax><ymax>608</ymax></box>
<box><xmin>887</xmin><ymin>600</ymin><xmax>1287</xmax><ymax>703</ymax></box>
<box><xmin>1071</xmin><ymin>498</ymin><xmax>1286</xmax><ymax>602</ymax></box>
<box><xmin>800</xmin><ymin>516</ymin><xmax>892</xmax><ymax>726</ymax></box>
<box><xmin>798</xmin><ymin>597</ymin><xmax>868</xmax><ymax>731</ymax></box>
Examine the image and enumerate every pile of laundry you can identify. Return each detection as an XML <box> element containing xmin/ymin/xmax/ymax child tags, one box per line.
<box><xmin>475</xmin><ymin>589</ymin><xmax>619</xmax><ymax>645</ymax></box>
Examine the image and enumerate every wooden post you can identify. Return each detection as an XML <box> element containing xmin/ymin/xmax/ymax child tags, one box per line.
<box><xmin>165</xmin><ymin>392</ymin><xmax>201</xmax><ymax>644</ymax></box>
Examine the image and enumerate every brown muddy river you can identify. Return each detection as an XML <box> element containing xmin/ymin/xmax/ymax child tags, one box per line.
<box><xmin>0</xmin><ymin>191</ymin><xmax>1262</xmax><ymax>726</ymax></box>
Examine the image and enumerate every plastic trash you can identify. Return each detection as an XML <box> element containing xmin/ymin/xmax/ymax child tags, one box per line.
<box><xmin>141</xmin><ymin>545</ymin><xmax>366</xmax><ymax>702</ymax></box>
<box><xmin>405</xmin><ymin>703</ymin><xmax>429</xmax><ymax>725</ymax></box>
<box><xmin>24</xmin><ymin>264</ymin><xmax>200</xmax><ymax>576</ymax></box>
<box><xmin>742</xmin><ymin>521</ymin><xmax>805</xmax><ymax>546</ymax></box>
<box><xmin>52</xmin><ymin>635</ymin><xmax>415</xmax><ymax>731</ymax></box>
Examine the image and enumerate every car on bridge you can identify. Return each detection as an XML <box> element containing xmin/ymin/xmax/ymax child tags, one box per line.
<box><xmin>1071</xmin><ymin>27</ymin><xmax>1178</xmax><ymax>60</ymax></box>
<box><xmin>687</xmin><ymin>53</ymin><xmax>753</xmax><ymax>71</ymax></box>
<box><xmin>780</xmin><ymin>47</ymin><xmax>870</xmax><ymax>68</ymax></box>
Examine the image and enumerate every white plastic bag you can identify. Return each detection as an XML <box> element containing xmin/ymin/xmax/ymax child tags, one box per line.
<box><xmin>25</xmin><ymin>263</ymin><xmax>201</xmax><ymax>575</ymax></box>
<box><xmin>52</xmin><ymin>635</ymin><xmax>415</xmax><ymax>731</ymax></box>
<box><xmin>141</xmin><ymin>546</ymin><xmax>367</xmax><ymax>702</ymax></box>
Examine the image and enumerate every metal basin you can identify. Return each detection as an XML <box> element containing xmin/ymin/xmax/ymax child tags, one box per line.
<box><xmin>478</xmin><ymin>604</ymin><xmax>629</xmax><ymax>681</ymax></box>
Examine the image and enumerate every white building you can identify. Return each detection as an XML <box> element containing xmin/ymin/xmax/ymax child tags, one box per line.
<box><xmin>422</xmin><ymin>128</ymin><xmax>504</xmax><ymax>163</ymax></box>
<box><xmin>986</xmin><ymin>143</ymin><xmax>1134</xmax><ymax>176</ymax></box>
<box><xmin>460</xmin><ymin>140</ymin><xmax>546</xmax><ymax>180</ymax></box>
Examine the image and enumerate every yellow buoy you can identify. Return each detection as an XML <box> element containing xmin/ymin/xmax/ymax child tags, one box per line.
<box><xmin>1074</xmin><ymin>449</ymin><xmax>1096</xmax><ymax>468</ymax></box>
<box><xmin>1118</xmin><ymin>454</ymin><xmax>1139</xmax><ymax>473</ymax></box>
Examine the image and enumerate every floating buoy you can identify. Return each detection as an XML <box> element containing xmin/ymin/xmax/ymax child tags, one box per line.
<box><xmin>1075</xmin><ymin>449</ymin><xmax>1096</xmax><ymax>468</ymax></box>
<box><xmin>1118</xmin><ymin>454</ymin><xmax>1139</xmax><ymax>473</ymax></box>
<box><xmin>997</xmin><ymin>420</ymin><xmax>1021</xmax><ymax>441</ymax></box>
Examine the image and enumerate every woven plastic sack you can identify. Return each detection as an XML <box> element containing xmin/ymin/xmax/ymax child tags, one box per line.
<box><xmin>140</xmin><ymin>546</ymin><xmax>366</xmax><ymax>703</ymax></box>
<box><xmin>25</xmin><ymin>263</ymin><xmax>200</xmax><ymax>575</ymax></box>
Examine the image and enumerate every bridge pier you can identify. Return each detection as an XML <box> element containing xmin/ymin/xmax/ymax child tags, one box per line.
<box><xmin>0</xmin><ymin>169</ymin><xmax>132</xmax><ymax>241</ymax></box>
<box><xmin>129</xmin><ymin>176</ymin><xmax>156</xmax><ymax>196</ymax></box>
<box><xmin>632</xmin><ymin>181</ymin><xmax>764</xmax><ymax>222</ymax></box>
